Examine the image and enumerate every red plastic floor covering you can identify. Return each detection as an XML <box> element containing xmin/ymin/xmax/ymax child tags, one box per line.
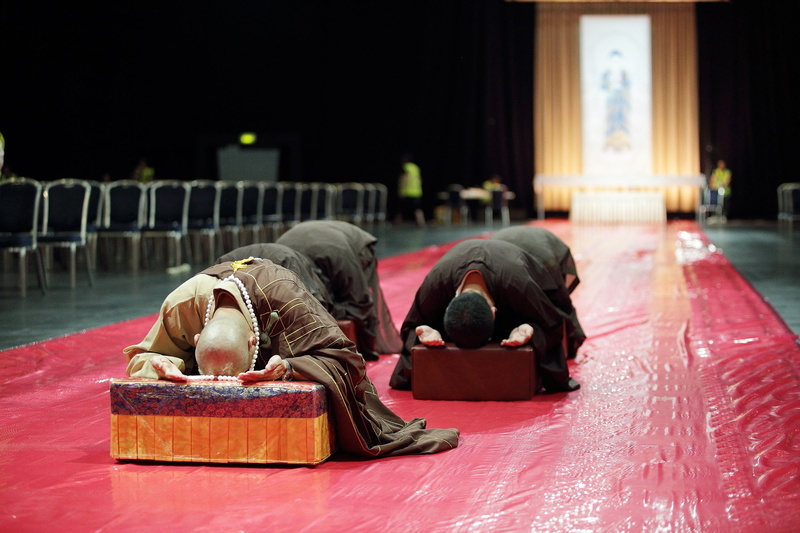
<box><xmin>1</xmin><ymin>220</ymin><xmax>799</xmax><ymax>532</ymax></box>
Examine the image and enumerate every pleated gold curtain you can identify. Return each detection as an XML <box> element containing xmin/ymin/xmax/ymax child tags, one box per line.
<box><xmin>534</xmin><ymin>3</ymin><xmax>700</xmax><ymax>212</ymax></box>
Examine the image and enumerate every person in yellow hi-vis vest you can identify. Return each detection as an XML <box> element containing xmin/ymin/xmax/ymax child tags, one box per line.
<box><xmin>396</xmin><ymin>153</ymin><xmax>425</xmax><ymax>227</ymax></box>
<box><xmin>131</xmin><ymin>157</ymin><xmax>155</xmax><ymax>183</ymax></box>
<box><xmin>709</xmin><ymin>159</ymin><xmax>732</xmax><ymax>220</ymax></box>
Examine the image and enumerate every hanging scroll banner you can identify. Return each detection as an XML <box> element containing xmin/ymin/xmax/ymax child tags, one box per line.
<box><xmin>580</xmin><ymin>15</ymin><xmax>652</xmax><ymax>177</ymax></box>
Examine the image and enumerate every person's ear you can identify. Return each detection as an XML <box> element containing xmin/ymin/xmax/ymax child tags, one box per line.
<box><xmin>194</xmin><ymin>333</ymin><xmax>201</xmax><ymax>345</ymax></box>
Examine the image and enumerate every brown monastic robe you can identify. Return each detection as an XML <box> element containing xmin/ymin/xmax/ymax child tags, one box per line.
<box><xmin>125</xmin><ymin>258</ymin><xmax>459</xmax><ymax>458</ymax></box>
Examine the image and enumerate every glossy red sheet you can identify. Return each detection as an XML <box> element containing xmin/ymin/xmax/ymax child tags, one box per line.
<box><xmin>1</xmin><ymin>220</ymin><xmax>799</xmax><ymax>532</ymax></box>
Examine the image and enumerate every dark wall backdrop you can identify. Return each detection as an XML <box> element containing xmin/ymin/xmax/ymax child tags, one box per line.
<box><xmin>1</xmin><ymin>1</ymin><xmax>794</xmax><ymax>220</ymax></box>
<box><xmin>696</xmin><ymin>1</ymin><xmax>797</xmax><ymax>220</ymax></box>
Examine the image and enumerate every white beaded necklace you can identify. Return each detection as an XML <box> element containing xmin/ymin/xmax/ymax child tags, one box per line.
<box><xmin>186</xmin><ymin>274</ymin><xmax>260</xmax><ymax>382</ymax></box>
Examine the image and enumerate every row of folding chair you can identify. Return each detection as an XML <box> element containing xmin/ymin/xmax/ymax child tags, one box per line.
<box><xmin>98</xmin><ymin>179</ymin><xmax>237</xmax><ymax>270</ymax></box>
<box><xmin>98</xmin><ymin>179</ymin><xmax>391</xmax><ymax>270</ymax></box>
<box><xmin>0</xmin><ymin>177</ymin><xmax>97</xmax><ymax>295</ymax></box>
<box><xmin>2</xmin><ymin>177</ymin><xmax>205</xmax><ymax>293</ymax></box>
<box><xmin>1</xmin><ymin>177</ymin><xmax>391</xmax><ymax>294</ymax></box>
<box><xmin>116</xmin><ymin>180</ymin><xmax>390</xmax><ymax>265</ymax></box>
<box><xmin>98</xmin><ymin>179</ymin><xmax>390</xmax><ymax>269</ymax></box>
<box><xmin>333</xmin><ymin>182</ymin><xmax>389</xmax><ymax>226</ymax></box>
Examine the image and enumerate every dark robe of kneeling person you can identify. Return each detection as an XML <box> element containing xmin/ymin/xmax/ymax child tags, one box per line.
<box><xmin>124</xmin><ymin>257</ymin><xmax>459</xmax><ymax>458</ymax></box>
<box><xmin>276</xmin><ymin>220</ymin><xmax>402</xmax><ymax>360</ymax></box>
<box><xmin>217</xmin><ymin>242</ymin><xmax>334</xmax><ymax>314</ymax></box>
<box><xmin>489</xmin><ymin>225</ymin><xmax>585</xmax><ymax>359</ymax></box>
<box><xmin>389</xmin><ymin>238</ymin><xmax>580</xmax><ymax>394</ymax></box>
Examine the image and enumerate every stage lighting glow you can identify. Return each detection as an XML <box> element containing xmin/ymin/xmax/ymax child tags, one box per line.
<box><xmin>239</xmin><ymin>132</ymin><xmax>257</xmax><ymax>145</ymax></box>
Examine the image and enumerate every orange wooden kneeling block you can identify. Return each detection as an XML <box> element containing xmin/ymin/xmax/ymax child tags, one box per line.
<box><xmin>109</xmin><ymin>379</ymin><xmax>335</xmax><ymax>465</ymax></box>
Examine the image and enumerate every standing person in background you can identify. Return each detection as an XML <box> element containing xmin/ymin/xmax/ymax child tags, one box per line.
<box><xmin>131</xmin><ymin>157</ymin><xmax>155</xmax><ymax>183</ymax></box>
<box><xmin>709</xmin><ymin>159</ymin><xmax>732</xmax><ymax>221</ymax></box>
<box><xmin>0</xmin><ymin>131</ymin><xmax>5</xmax><ymax>173</ymax></box>
<box><xmin>477</xmin><ymin>173</ymin><xmax>508</xmax><ymax>219</ymax></box>
<box><xmin>482</xmin><ymin>173</ymin><xmax>506</xmax><ymax>195</ymax></box>
<box><xmin>396</xmin><ymin>153</ymin><xmax>426</xmax><ymax>228</ymax></box>
<box><xmin>0</xmin><ymin>132</ymin><xmax>15</xmax><ymax>178</ymax></box>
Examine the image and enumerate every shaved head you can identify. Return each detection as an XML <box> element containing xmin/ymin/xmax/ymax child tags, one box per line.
<box><xmin>195</xmin><ymin>313</ymin><xmax>252</xmax><ymax>376</ymax></box>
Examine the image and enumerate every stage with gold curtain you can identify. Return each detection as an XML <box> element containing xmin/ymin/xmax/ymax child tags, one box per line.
<box><xmin>534</xmin><ymin>3</ymin><xmax>705</xmax><ymax>219</ymax></box>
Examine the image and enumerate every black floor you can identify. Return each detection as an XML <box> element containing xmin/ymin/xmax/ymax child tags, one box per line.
<box><xmin>1</xmin><ymin>219</ymin><xmax>798</xmax><ymax>351</ymax></box>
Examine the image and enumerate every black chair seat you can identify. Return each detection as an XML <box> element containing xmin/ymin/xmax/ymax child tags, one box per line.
<box><xmin>0</xmin><ymin>234</ymin><xmax>36</xmax><ymax>247</ymax></box>
<box><xmin>98</xmin><ymin>222</ymin><xmax>143</xmax><ymax>233</ymax></box>
<box><xmin>39</xmin><ymin>233</ymin><xmax>85</xmax><ymax>244</ymax></box>
<box><xmin>0</xmin><ymin>177</ymin><xmax>47</xmax><ymax>295</ymax></box>
<box><xmin>188</xmin><ymin>218</ymin><xmax>215</xmax><ymax>230</ymax></box>
<box><xmin>145</xmin><ymin>221</ymin><xmax>184</xmax><ymax>231</ymax></box>
<box><xmin>97</xmin><ymin>180</ymin><xmax>148</xmax><ymax>271</ymax></box>
<box><xmin>39</xmin><ymin>179</ymin><xmax>94</xmax><ymax>288</ymax></box>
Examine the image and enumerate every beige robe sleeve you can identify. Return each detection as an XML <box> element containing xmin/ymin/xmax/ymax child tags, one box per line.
<box><xmin>124</xmin><ymin>275</ymin><xmax>223</xmax><ymax>378</ymax></box>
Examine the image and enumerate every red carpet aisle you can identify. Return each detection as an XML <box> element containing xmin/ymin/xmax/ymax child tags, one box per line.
<box><xmin>1</xmin><ymin>221</ymin><xmax>799</xmax><ymax>532</ymax></box>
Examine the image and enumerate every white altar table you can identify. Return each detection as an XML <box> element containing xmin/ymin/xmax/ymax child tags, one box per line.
<box><xmin>533</xmin><ymin>174</ymin><xmax>706</xmax><ymax>219</ymax></box>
